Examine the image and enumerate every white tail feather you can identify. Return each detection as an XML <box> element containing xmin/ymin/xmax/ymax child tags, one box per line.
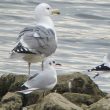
<box><xmin>17</xmin><ymin>88</ymin><xmax>38</xmax><ymax>94</ymax></box>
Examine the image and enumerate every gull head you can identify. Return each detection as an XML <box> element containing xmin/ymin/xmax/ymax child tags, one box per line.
<box><xmin>35</xmin><ymin>3</ymin><xmax>60</xmax><ymax>29</ymax></box>
<box><xmin>35</xmin><ymin>3</ymin><xmax>60</xmax><ymax>18</ymax></box>
<box><xmin>43</xmin><ymin>58</ymin><xmax>61</xmax><ymax>69</ymax></box>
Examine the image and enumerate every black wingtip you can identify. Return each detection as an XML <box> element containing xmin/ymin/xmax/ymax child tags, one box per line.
<box><xmin>12</xmin><ymin>43</ymin><xmax>36</xmax><ymax>54</ymax></box>
<box><xmin>20</xmin><ymin>85</ymin><xmax>28</xmax><ymax>90</ymax></box>
<box><xmin>88</xmin><ymin>63</ymin><xmax>110</xmax><ymax>72</ymax></box>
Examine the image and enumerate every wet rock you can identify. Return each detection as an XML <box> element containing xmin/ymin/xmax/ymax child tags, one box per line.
<box><xmin>0</xmin><ymin>72</ymin><xmax>106</xmax><ymax>110</ymax></box>
<box><xmin>52</xmin><ymin>82</ymin><xmax>69</xmax><ymax>93</ymax></box>
<box><xmin>63</xmin><ymin>92</ymin><xmax>100</xmax><ymax>106</ymax></box>
<box><xmin>25</xmin><ymin>93</ymin><xmax>84</xmax><ymax>110</ymax></box>
<box><xmin>88</xmin><ymin>94</ymin><xmax>110</xmax><ymax>110</ymax></box>
<box><xmin>22</xmin><ymin>90</ymin><xmax>48</xmax><ymax>106</ymax></box>
<box><xmin>9</xmin><ymin>74</ymin><xmax>27</xmax><ymax>92</ymax></box>
<box><xmin>0</xmin><ymin>92</ymin><xmax>23</xmax><ymax>110</ymax></box>
<box><xmin>0</xmin><ymin>74</ymin><xmax>27</xmax><ymax>99</ymax></box>
<box><xmin>53</xmin><ymin>72</ymin><xmax>105</xmax><ymax>98</ymax></box>
<box><xmin>0</xmin><ymin>74</ymin><xmax>15</xmax><ymax>98</ymax></box>
<box><xmin>81</xmin><ymin>104</ymin><xmax>88</xmax><ymax>110</ymax></box>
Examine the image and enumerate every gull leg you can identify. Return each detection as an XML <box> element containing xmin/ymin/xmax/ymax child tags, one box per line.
<box><xmin>41</xmin><ymin>60</ymin><xmax>44</xmax><ymax>71</ymax></box>
<box><xmin>28</xmin><ymin>62</ymin><xmax>31</xmax><ymax>77</ymax></box>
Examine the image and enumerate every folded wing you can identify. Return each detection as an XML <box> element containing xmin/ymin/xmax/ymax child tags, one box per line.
<box><xmin>11</xmin><ymin>26</ymin><xmax>57</xmax><ymax>57</ymax></box>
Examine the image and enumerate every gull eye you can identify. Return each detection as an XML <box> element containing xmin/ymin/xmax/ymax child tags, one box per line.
<box><xmin>53</xmin><ymin>61</ymin><xmax>55</xmax><ymax>64</ymax></box>
<box><xmin>47</xmin><ymin>7</ymin><xmax>50</xmax><ymax>10</ymax></box>
<box><xmin>49</xmin><ymin>62</ymin><xmax>52</xmax><ymax>65</ymax></box>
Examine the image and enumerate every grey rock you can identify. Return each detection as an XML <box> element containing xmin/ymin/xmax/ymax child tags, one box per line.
<box><xmin>25</xmin><ymin>93</ymin><xmax>84</xmax><ymax>110</ymax></box>
<box><xmin>53</xmin><ymin>72</ymin><xmax>105</xmax><ymax>98</ymax></box>
<box><xmin>88</xmin><ymin>93</ymin><xmax>110</xmax><ymax>110</ymax></box>
<box><xmin>63</xmin><ymin>92</ymin><xmax>100</xmax><ymax>106</ymax></box>
<box><xmin>0</xmin><ymin>92</ymin><xmax>23</xmax><ymax>110</ymax></box>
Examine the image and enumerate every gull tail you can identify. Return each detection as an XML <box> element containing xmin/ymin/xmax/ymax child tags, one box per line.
<box><xmin>17</xmin><ymin>88</ymin><xmax>37</xmax><ymax>94</ymax></box>
<box><xmin>17</xmin><ymin>85</ymin><xmax>37</xmax><ymax>94</ymax></box>
<box><xmin>88</xmin><ymin>63</ymin><xmax>110</xmax><ymax>72</ymax></box>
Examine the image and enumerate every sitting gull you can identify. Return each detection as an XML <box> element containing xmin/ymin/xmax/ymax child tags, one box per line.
<box><xmin>10</xmin><ymin>3</ymin><xmax>60</xmax><ymax>75</ymax></box>
<box><xmin>88</xmin><ymin>53</ymin><xmax>110</xmax><ymax>78</ymax></box>
<box><xmin>17</xmin><ymin>58</ymin><xmax>61</xmax><ymax>94</ymax></box>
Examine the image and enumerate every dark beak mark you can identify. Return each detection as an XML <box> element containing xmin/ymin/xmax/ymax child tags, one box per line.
<box><xmin>55</xmin><ymin>63</ymin><xmax>62</xmax><ymax>66</ymax></box>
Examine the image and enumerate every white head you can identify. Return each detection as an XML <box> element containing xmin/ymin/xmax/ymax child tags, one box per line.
<box><xmin>43</xmin><ymin>58</ymin><xmax>61</xmax><ymax>69</ymax></box>
<box><xmin>35</xmin><ymin>3</ymin><xmax>60</xmax><ymax>28</ymax></box>
<box><xmin>35</xmin><ymin>3</ymin><xmax>52</xmax><ymax>17</ymax></box>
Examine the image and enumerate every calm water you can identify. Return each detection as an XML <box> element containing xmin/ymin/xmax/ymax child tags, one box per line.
<box><xmin>0</xmin><ymin>0</ymin><xmax>110</xmax><ymax>92</ymax></box>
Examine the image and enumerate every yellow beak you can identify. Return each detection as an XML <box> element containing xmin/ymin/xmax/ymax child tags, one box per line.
<box><xmin>51</xmin><ymin>9</ymin><xmax>60</xmax><ymax>15</ymax></box>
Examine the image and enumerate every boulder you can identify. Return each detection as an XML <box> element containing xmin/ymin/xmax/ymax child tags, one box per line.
<box><xmin>0</xmin><ymin>92</ymin><xmax>23</xmax><ymax>110</ymax></box>
<box><xmin>0</xmin><ymin>74</ymin><xmax>15</xmax><ymax>99</ymax></box>
<box><xmin>0</xmin><ymin>74</ymin><xmax>27</xmax><ymax>99</ymax></box>
<box><xmin>0</xmin><ymin>72</ymin><xmax>106</xmax><ymax>110</ymax></box>
<box><xmin>9</xmin><ymin>74</ymin><xmax>27</xmax><ymax>92</ymax></box>
<box><xmin>63</xmin><ymin>92</ymin><xmax>100</xmax><ymax>106</ymax></box>
<box><xmin>22</xmin><ymin>90</ymin><xmax>48</xmax><ymax>106</ymax></box>
<box><xmin>53</xmin><ymin>72</ymin><xmax>105</xmax><ymax>98</ymax></box>
<box><xmin>25</xmin><ymin>93</ymin><xmax>84</xmax><ymax>110</ymax></box>
<box><xmin>88</xmin><ymin>94</ymin><xmax>110</xmax><ymax>110</ymax></box>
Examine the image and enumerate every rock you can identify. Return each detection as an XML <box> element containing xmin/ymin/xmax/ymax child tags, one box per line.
<box><xmin>81</xmin><ymin>104</ymin><xmax>88</xmax><ymax>110</ymax></box>
<box><xmin>88</xmin><ymin>93</ymin><xmax>110</xmax><ymax>110</ymax></box>
<box><xmin>9</xmin><ymin>74</ymin><xmax>27</xmax><ymax>92</ymax></box>
<box><xmin>22</xmin><ymin>90</ymin><xmax>48</xmax><ymax>106</ymax></box>
<box><xmin>52</xmin><ymin>82</ymin><xmax>69</xmax><ymax>93</ymax></box>
<box><xmin>0</xmin><ymin>74</ymin><xmax>15</xmax><ymax>99</ymax></box>
<box><xmin>53</xmin><ymin>72</ymin><xmax>105</xmax><ymax>98</ymax></box>
<box><xmin>25</xmin><ymin>93</ymin><xmax>84</xmax><ymax>110</ymax></box>
<box><xmin>0</xmin><ymin>72</ymin><xmax>106</xmax><ymax>110</ymax></box>
<box><xmin>0</xmin><ymin>92</ymin><xmax>23</xmax><ymax>110</ymax></box>
<box><xmin>63</xmin><ymin>92</ymin><xmax>100</xmax><ymax>106</ymax></box>
<box><xmin>0</xmin><ymin>74</ymin><xmax>27</xmax><ymax>99</ymax></box>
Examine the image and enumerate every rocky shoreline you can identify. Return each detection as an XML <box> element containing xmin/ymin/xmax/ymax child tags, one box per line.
<box><xmin>0</xmin><ymin>72</ymin><xmax>109</xmax><ymax>110</ymax></box>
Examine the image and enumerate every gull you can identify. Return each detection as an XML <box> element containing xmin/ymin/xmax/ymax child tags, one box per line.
<box><xmin>10</xmin><ymin>3</ymin><xmax>60</xmax><ymax>75</ymax></box>
<box><xmin>88</xmin><ymin>53</ymin><xmax>110</xmax><ymax>78</ymax></box>
<box><xmin>17</xmin><ymin>58</ymin><xmax>61</xmax><ymax>94</ymax></box>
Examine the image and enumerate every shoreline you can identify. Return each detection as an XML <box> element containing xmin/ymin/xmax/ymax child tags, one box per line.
<box><xmin>0</xmin><ymin>72</ymin><xmax>109</xmax><ymax>110</ymax></box>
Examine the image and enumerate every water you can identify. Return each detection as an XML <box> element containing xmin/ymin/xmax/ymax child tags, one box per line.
<box><xmin>0</xmin><ymin>0</ymin><xmax>110</xmax><ymax>92</ymax></box>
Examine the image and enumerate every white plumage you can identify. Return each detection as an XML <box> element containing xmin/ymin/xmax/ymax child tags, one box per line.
<box><xmin>17</xmin><ymin>58</ymin><xmax>58</xmax><ymax>94</ymax></box>
<box><xmin>10</xmin><ymin>3</ymin><xmax>60</xmax><ymax>75</ymax></box>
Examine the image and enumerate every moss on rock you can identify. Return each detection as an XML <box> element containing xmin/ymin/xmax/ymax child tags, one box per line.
<box><xmin>0</xmin><ymin>72</ymin><xmax>107</xmax><ymax>110</ymax></box>
<box><xmin>53</xmin><ymin>72</ymin><xmax>105</xmax><ymax>98</ymax></box>
<box><xmin>22</xmin><ymin>90</ymin><xmax>46</xmax><ymax>106</ymax></box>
<box><xmin>25</xmin><ymin>93</ymin><xmax>84</xmax><ymax>110</ymax></box>
<box><xmin>63</xmin><ymin>92</ymin><xmax>100</xmax><ymax>106</ymax></box>
<box><xmin>88</xmin><ymin>94</ymin><xmax>110</xmax><ymax>110</ymax></box>
<box><xmin>0</xmin><ymin>73</ymin><xmax>27</xmax><ymax>99</ymax></box>
<box><xmin>0</xmin><ymin>74</ymin><xmax>15</xmax><ymax>98</ymax></box>
<box><xmin>0</xmin><ymin>92</ymin><xmax>23</xmax><ymax>110</ymax></box>
<box><xmin>9</xmin><ymin>74</ymin><xmax>27</xmax><ymax>92</ymax></box>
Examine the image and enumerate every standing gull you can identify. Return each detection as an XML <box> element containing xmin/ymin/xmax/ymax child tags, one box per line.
<box><xmin>17</xmin><ymin>58</ymin><xmax>60</xmax><ymax>94</ymax></box>
<box><xmin>88</xmin><ymin>53</ymin><xmax>110</xmax><ymax>78</ymax></box>
<box><xmin>10</xmin><ymin>3</ymin><xmax>60</xmax><ymax>75</ymax></box>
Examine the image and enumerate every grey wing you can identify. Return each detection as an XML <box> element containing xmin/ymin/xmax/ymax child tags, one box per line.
<box><xmin>25</xmin><ymin>70</ymin><xmax>56</xmax><ymax>89</ymax></box>
<box><xmin>11</xmin><ymin>26</ymin><xmax>57</xmax><ymax>56</ymax></box>
<box><xmin>11</xmin><ymin>26</ymin><xmax>36</xmax><ymax>54</ymax></box>
<box><xmin>28</xmin><ymin>73</ymin><xmax>39</xmax><ymax>81</ymax></box>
